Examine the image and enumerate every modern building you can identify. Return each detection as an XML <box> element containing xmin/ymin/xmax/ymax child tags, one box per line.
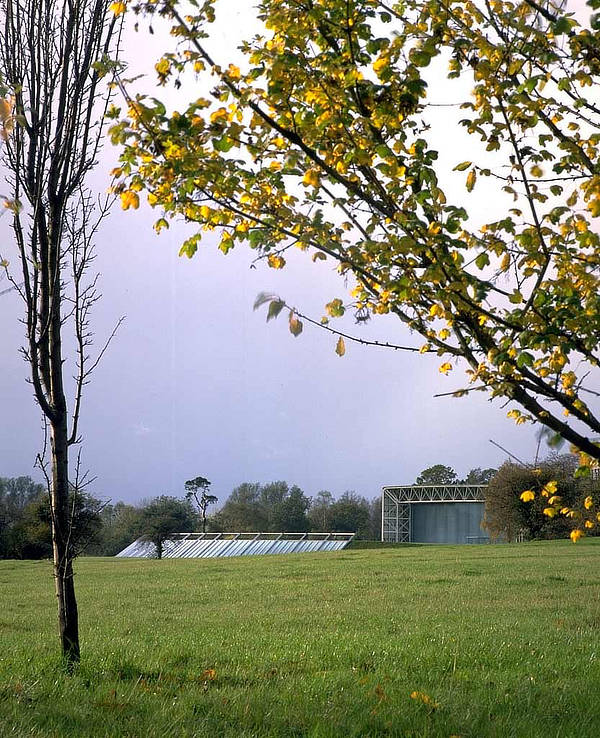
<box><xmin>381</xmin><ymin>484</ymin><xmax>489</xmax><ymax>544</ymax></box>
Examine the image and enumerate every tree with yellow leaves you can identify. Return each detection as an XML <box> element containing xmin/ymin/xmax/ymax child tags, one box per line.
<box><xmin>484</xmin><ymin>454</ymin><xmax>589</xmax><ymax>541</ymax></box>
<box><xmin>114</xmin><ymin>0</ymin><xmax>600</xmax><ymax>536</ymax></box>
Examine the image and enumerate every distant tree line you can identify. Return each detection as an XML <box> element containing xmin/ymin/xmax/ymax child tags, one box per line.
<box><xmin>0</xmin><ymin>476</ymin><xmax>382</xmax><ymax>559</ymax></box>
<box><xmin>4</xmin><ymin>456</ymin><xmax>594</xmax><ymax>558</ymax></box>
<box><xmin>0</xmin><ymin>476</ymin><xmax>105</xmax><ymax>559</ymax></box>
<box><xmin>414</xmin><ymin>465</ymin><xmax>497</xmax><ymax>486</ymax></box>
<box><xmin>211</xmin><ymin>482</ymin><xmax>380</xmax><ymax>540</ymax></box>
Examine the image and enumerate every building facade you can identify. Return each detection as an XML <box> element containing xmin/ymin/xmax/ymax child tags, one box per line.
<box><xmin>381</xmin><ymin>484</ymin><xmax>489</xmax><ymax>544</ymax></box>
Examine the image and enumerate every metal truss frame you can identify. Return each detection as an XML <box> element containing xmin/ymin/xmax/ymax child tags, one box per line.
<box><xmin>381</xmin><ymin>485</ymin><xmax>487</xmax><ymax>542</ymax></box>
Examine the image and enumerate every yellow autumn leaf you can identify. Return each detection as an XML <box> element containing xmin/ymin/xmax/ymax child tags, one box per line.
<box><xmin>466</xmin><ymin>169</ymin><xmax>477</xmax><ymax>192</ymax></box>
<box><xmin>289</xmin><ymin>313</ymin><xmax>303</xmax><ymax>336</ymax></box>
<box><xmin>0</xmin><ymin>95</ymin><xmax>13</xmax><ymax>122</ymax></box>
<box><xmin>570</xmin><ymin>529</ymin><xmax>583</xmax><ymax>542</ymax></box>
<box><xmin>267</xmin><ymin>254</ymin><xmax>286</xmax><ymax>269</ymax></box>
<box><xmin>584</xmin><ymin>496</ymin><xmax>593</xmax><ymax>510</ymax></box>
<box><xmin>541</xmin><ymin>480</ymin><xmax>558</xmax><ymax>497</ymax></box>
<box><xmin>210</xmin><ymin>108</ymin><xmax>229</xmax><ymax>124</ymax></box>
<box><xmin>335</xmin><ymin>336</ymin><xmax>346</xmax><ymax>357</ymax></box>
<box><xmin>588</xmin><ymin>199</ymin><xmax>600</xmax><ymax>217</ymax></box>
<box><xmin>0</xmin><ymin>95</ymin><xmax>15</xmax><ymax>140</ymax></box>
<box><xmin>585</xmin><ymin>520</ymin><xmax>594</xmax><ymax>529</ymax></box>
<box><xmin>543</xmin><ymin>507</ymin><xmax>557</xmax><ymax>518</ymax></box>
<box><xmin>155</xmin><ymin>58</ymin><xmax>170</xmax><ymax>77</ymax></box>
<box><xmin>120</xmin><ymin>191</ymin><xmax>139</xmax><ymax>210</ymax></box>
<box><xmin>439</xmin><ymin>362</ymin><xmax>452</xmax><ymax>375</ymax></box>
<box><xmin>410</xmin><ymin>691</ymin><xmax>439</xmax><ymax>708</ymax></box>
<box><xmin>373</xmin><ymin>55</ymin><xmax>389</xmax><ymax>76</ymax></box>
<box><xmin>302</xmin><ymin>169</ymin><xmax>321</xmax><ymax>188</ymax></box>
<box><xmin>109</xmin><ymin>1</ymin><xmax>126</xmax><ymax>15</ymax></box>
<box><xmin>520</xmin><ymin>490</ymin><xmax>535</xmax><ymax>502</ymax></box>
<box><xmin>227</xmin><ymin>64</ymin><xmax>241</xmax><ymax>80</ymax></box>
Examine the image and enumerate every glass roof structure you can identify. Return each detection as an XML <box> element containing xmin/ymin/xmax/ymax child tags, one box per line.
<box><xmin>116</xmin><ymin>532</ymin><xmax>355</xmax><ymax>559</ymax></box>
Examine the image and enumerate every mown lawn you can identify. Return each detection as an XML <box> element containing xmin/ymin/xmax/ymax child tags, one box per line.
<box><xmin>1</xmin><ymin>540</ymin><xmax>599</xmax><ymax>737</ymax></box>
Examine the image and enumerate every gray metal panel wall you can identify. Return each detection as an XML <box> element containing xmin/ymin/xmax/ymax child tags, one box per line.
<box><xmin>411</xmin><ymin>502</ymin><xmax>487</xmax><ymax>544</ymax></box>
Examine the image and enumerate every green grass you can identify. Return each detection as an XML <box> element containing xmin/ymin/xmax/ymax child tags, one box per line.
<box><xmin>1</xmin><ymin>541</ymin><xmax>600</xmax><ymax>737</ymax></box>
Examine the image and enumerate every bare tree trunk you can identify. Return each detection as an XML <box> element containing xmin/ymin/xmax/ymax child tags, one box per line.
<box><xmin>51</xmin><ymin>413</ymin><xmax>80</xmax><ymax>663</ymax></box>
<box><xmin>0</xmin><ymin>0</ymin><xmax>122</xmax><ymax>665</ymax></box>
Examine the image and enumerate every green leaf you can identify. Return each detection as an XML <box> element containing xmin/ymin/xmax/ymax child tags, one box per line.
<box><xmin>453</xmin><ymin>161</ymin><xmax>472</xmax><ymax>171</ymax></box>
<box><xmin>509</xmin><ymin>290</ymin><xmax>524</xmax><ymax>304</ymax></box>
<box><xmin>267</xmin><ymin>299</ymin><xmax>284</xmax><ymax>322</ymax></box>
<box><xmin>411</xmin><ymin>50</ymin><xmax>432</xmax><ymax>67</ymax></box>
<box><xmin>248</xmin><ymin>230</ymin><xmax>264</xmax><ymax>249</ymax></box>
<box><xmin>475</xmin><ymin>252</ymin><xmax>489</xmax><ymax>270</ymax></box>
<box><xmin>213</xmin><ymin>136</ymin><xmax>235</xmax><ymax>152</ymax></box>
<box><xmin>517</xmin><ymin>352</ymin><xmax>534</xmax><ymax>368</ymax></box>
<box><xmin>178</xmin><ymin>233</ymin><xmax>200</xmax><ymax>259</ymax></box>
<box><xmin>253</xmin><ymin>291</ymin><xmax>276</xmax><ymax>311</ymax></box>
<box><xmin>552</xmin><ymin>16</ymin><xmax>572</xmax><ymax>35</ymax></box>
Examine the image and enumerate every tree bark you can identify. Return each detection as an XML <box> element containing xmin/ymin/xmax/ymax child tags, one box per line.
<box><xmin>50</xmin><ymin>414</ymin><xmax>80</xmax><ymax>664</ymax></box>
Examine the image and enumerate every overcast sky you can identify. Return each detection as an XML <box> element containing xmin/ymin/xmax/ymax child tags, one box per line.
<box><xmin>0</xmin><ymin>4</ymin><xmax>545</xmax><ymax>507</ymax></box>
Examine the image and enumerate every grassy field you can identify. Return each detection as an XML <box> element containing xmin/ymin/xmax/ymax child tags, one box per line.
<box><xmin>1</xmin><ymin>541</ymin><xmax>599</xmax><ymax>737</ymax></box>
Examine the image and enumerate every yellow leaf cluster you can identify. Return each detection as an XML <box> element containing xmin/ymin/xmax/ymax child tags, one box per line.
<box><xmin>109</xmin><ymin>1</ymin><xmax>126</xmax><ymax>16</ymax></box>
<box><xmin>120</xmin><ymin>191</ymin><xmax>139</xmax><ymax>210</ymax></box>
